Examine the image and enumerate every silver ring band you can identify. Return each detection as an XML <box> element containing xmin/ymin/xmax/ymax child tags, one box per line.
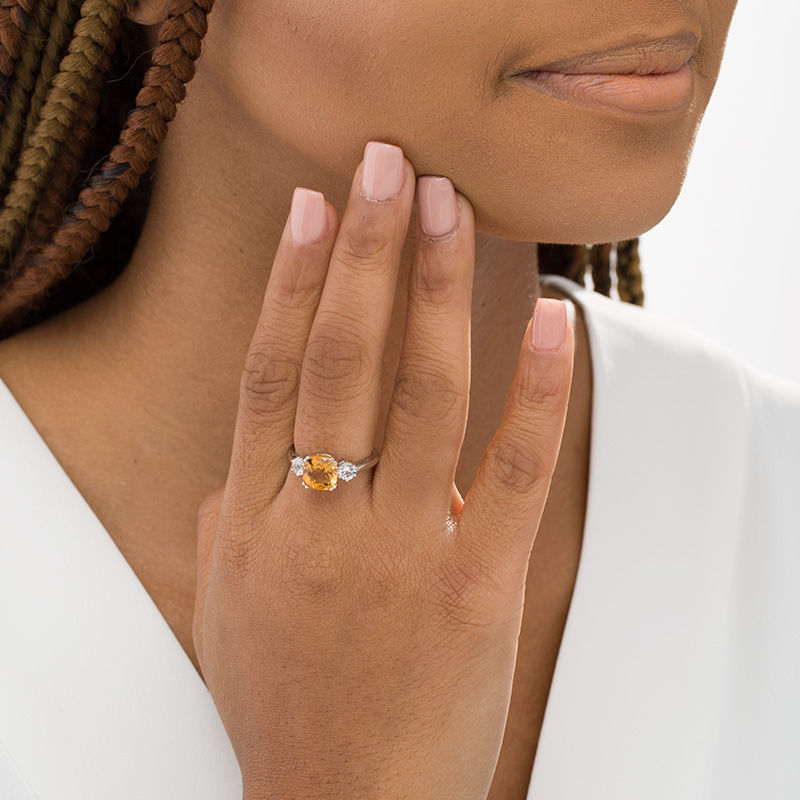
<box><xmin>289</xmin><ymin>446</ymin><xmax>379</xmax><ymax>491</ymax></box>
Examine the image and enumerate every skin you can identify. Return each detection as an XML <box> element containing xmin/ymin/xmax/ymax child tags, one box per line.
<box><xmin>0</xmin><ymin>0</ymin><xmax>737</xmax><ymax>796</ymax></box>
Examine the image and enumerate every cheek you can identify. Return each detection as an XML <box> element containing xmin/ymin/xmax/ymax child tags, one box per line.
<box><xmin>201</xmin><ymin>0</ymin><xmax>490</xmax><ymax>174</ymax></box>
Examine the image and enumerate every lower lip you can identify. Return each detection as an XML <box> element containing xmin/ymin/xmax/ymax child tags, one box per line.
<box><xmin>514</xmin><ymin>62</ymin><xmax>693</xmax><ymax>117</ymax></box>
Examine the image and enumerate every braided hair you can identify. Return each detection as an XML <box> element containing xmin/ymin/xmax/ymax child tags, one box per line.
<box><xmin>0</xmin><ymin>0</ymin><xmax>644</xmax><ymax>339</ymax></box>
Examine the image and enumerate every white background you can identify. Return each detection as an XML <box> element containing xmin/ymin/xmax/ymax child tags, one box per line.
<box><xmin>630</xmin><ymin>1</ymin><xmax>799</xmax><ymax>384</ymax></box>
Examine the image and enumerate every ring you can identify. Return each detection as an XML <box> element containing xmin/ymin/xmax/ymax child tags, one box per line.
<box><xmin>289</xmin><ymin>446</ymin><xmax>380</xmax><ymax>491</ymax></box>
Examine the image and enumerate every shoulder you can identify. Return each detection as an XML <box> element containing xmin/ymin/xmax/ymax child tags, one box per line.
<box><xmin>539</xmin><ymin>272</ymin><xmax>800</xmax><ymax>420</ymax></box>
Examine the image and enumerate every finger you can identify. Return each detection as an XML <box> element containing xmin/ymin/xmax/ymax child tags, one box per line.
<box><xmin>455</xmin><ymin>298</ymin><xmax>575</xmax><ymax>579</ymax></box>
<box><xmin>227</xmin><ymin>188</ymin><xmax>339</xmax><ymax>516</ymax></box>
<box><xmin>291</xmin><ymin>141</ymin><xmax>415</xmax><ymax>496</ymax></box>
<box><xmin>372</xmin><ymin>179</ymin><xmax>474</xmax><ymax>515</ymax></box>
<box><xmin>193</xmin><ymin>484</ymin><xmax>225</xmax><ymax>671</ymax></box>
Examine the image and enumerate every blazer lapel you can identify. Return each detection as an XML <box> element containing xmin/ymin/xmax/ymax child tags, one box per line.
<box><xmin>529</xmin><ymin>275</ymin><xmax>753</xmax><ymax>799</ymax></box>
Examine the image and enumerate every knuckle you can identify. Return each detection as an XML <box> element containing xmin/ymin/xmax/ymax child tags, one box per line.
<box><xmin>411</xmin><ymin>250</ymin><xmax>462</xmax><ymax>303</ymax></box>
<box><xmin>216</xmin><ymin>516</ymin><xmax>269</xmax><ymax>581</ymax></box>
<box><xmin>301</xmin><ymin>327</ymin><xmax>371</xmax><ymax>403</ymax></box>
<box><xmin>427</xmin><ymin>556</ymin><xmax>503</xmax><ymax>632</ymax></box>
<box><xmin>391</xmin><ymin>367</ymin><xmax>468</xmax><ymax>439</ymax></box>
<box><xmin>336</xmin><ymin>224</ymin><xmax>393</xmax><ymax>273</ymax></box>
<box><xmin>273</xmin><ymin>510</ymin><xmax>419</xmax><ymax>609</ymax></box>
<box><xmin>269</xmin><ymin>259</ymin><xmax>324</xmax><ymax>312</ymax></box>
<box><xmin>226</xmin><ymin>484</ymin><xmax>271</xmax><ymax>530</ymax></box>
<box><xmin>276</xmin><ymin>538</ymin><xmax>346</xmax><ymax>601</ymax></box>
<box><xmin>241</xmin><ymin>343</ymin><xmax>300</xmax><ymax>412</ymax></box>
<box><xmin>359</xmin><ymin>540</ymin><xmax>421</xmax><ymax>611</ymax></box>
<box><xmin>482</xmin><ymin>437</ymin><xmax>552</xmax><ymax>495</ymax></box>
<box><xmin>507</xmin><ymin>360</ymin><xmax>567</xmax><ymax>414</ymax></box>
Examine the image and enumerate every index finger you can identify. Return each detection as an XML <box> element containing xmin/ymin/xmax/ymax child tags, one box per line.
<box><xmin>226</xmin><ymin>189</ymin><xmax>339</xmax><ymax>519</ymax></box>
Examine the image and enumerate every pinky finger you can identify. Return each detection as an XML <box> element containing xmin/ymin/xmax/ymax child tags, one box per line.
<box><xmin>455</xmin><ymin>298</ymin><xmax>575</xmax><ymax>576</ymax></box>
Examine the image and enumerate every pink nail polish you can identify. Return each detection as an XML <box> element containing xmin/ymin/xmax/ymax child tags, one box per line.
<box><xmin>417</xmin><ymin>176</ymin><xmax>459</xmax><ymax>237</ymax></box>
<box><xmin>361</xmin><ymin>141</ymin><xmax>405</xmax><ymax>201</ymax></box>
<box><xmin>290</xmin><ymin>187</ymin><xmax>328</xmax><ymax>245</ymax></box>
<box><xmin>531</xmin><ymin>298</ymin><xmax>567</xmax><ymax>351</ymax></box>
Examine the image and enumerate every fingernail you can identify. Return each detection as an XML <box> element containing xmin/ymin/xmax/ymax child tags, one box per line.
<box><xmin>290</xmin><ymin>187</ymin><xmax>328</xmax><ymax>246</ymax></box>
<box><xmin>361</xmin><ymin>141</ymin><xmax>405</xmax><ymax>201</ymax></box>
<box><xmin>417</xmin><ymin>176</ymin><xmax>459</xmax><ymax>238</ymax></box>
<box><xmin>531</xmin><ymin>298</ymin><xmax>567</xmax><ymax>351</ymax></box>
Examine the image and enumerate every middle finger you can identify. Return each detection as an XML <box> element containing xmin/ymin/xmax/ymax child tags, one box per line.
<box><xmin>292</xmin><ymin>141</ymin><xmax>415</xmax><ymax>488</ymax></box>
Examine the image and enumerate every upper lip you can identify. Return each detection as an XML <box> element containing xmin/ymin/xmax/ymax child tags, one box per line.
<box><xmin>511</xmin><ymin>31</ymin><xmax>699</xmax><ymax>76</ymax></box>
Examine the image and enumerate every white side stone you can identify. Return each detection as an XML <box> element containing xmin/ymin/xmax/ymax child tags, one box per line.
<box><xmin>337</xmin><ymin>461</ymin><xmax>358</xmax><ymax>481</ymax></box>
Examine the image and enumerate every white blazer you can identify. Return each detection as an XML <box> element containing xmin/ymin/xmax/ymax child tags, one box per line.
<box><xmin>1</xmin><ymin>273</ymin><xmax>798</xmax><ymax>799</ymax></box>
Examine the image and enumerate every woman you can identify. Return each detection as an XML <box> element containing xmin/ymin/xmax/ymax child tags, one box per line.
<box><xmin>1</xmin><ymin>0</ymin><xmax>798</xmax><ymax>798</ymax></box>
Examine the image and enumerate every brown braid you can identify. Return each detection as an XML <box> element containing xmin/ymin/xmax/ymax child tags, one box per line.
<box><xmin>0</xmin><ymin>0</ymin><xmax>645</xmax><ymax>339</ymax></box>
<box><xmin>0</xmin><ymin>0</ymin><xmax>35</xmax><ymax>89</ymax></box>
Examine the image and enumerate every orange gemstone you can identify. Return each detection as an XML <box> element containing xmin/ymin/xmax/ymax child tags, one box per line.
<box><xmin>302</xmin><ymin>454</ymin><xmax>338</xmax><ymax>491</ymax></box>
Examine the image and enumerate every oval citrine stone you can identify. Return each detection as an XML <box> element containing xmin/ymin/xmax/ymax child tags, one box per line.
<box><xmin>302</xmin><ymin>454</ymin><xmax>338</xmax><ymax>491</ymax></box>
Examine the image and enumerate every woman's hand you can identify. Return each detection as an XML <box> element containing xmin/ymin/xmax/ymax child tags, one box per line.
<box><xmin>192</xmin><ymin>141</ymin><xmax>575</xmax><ymax>800</ymax></box>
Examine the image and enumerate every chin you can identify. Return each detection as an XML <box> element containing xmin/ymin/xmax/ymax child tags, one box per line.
<box><xmin>471</xmin><ymin>169</ymin><xmax>686</xmax><ymax>244</ymax></box>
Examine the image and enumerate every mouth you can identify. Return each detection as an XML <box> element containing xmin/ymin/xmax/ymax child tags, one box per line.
<box><xmin>509</xmin><ymin>32</ymin><xmax>698</xmax><ymax>117</ymax></box>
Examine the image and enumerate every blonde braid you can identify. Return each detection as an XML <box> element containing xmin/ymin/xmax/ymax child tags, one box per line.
<box><xmin>0</xmin><ymin>0</ymin><xmax>59</xmax><ymax>196</ymax></box>
<box><xmin>20</xmin><ymin>0</ymin><xmax>83</xmax><ymax>154</ymax></box>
